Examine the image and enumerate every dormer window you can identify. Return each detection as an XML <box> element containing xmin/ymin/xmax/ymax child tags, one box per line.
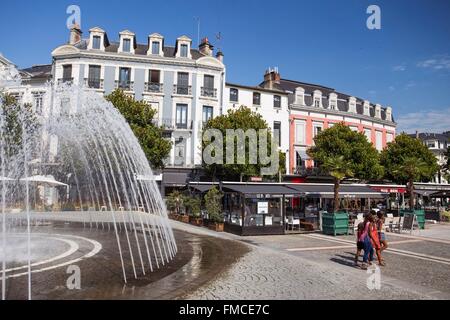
<box><xmin>175</xmin><ymin>36</ymin><xmax>192</xmax><ymax>58</ymax></box>
<box><xmin>147</xmin><ymin>33</ymin><xmax>164</xmax><ymax>56</ymax></box>
<box><xmin>88</xmin><ymin>27</ymin><xmax>108</xmax><ymax>51</ymax></box>
<box><xmin>180</xmin><ymin>44</ymin><xmax>188</xmax><ymax>57</ymax></box>
<box><xmin>119</xmin><ymin>30</ymin><xmax>135</xmax><ymax>54</ymax></box>
<box><xmin>151</xmin><ymin>41</ymin><xmax>160</xmax><ymax>54</ymax></box>
<box><xmin>313</xmin><ymin>90</ymin><xmax>322</xmax><ymax>108</ymax></box>
<box><xmin>329</xmin><ymin>102</ymin><xmax>337</xmax><ymax>110</ymax></box>
<box><xmin>92</xmin><ymin>36</ymin><xmax>101</xmax><ymax>49</ymax></box>
<box><xmin>295</xmin><ymin>87</ymin><xmax>305</xmax><ymax>105</ymax></box>
<box><xmin>123</xmin><ymin>39</ymin><xmax>131</xmax><ymax>52</ymax></box>
<box><xmin>314</xmin><ymin>98</ymin><xmax>320</xmax><ymax>107</ymax></box>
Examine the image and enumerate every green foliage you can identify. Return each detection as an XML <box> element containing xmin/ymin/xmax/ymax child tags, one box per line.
<box><xmin>0</xmin><ymin>93</ymin><xmax>39</xmax><ymax>159</ymax></box>
<box><xmin>105</xmin><ymin>89</ymin><xmax>172</xmax><ymax>169</ymax></box>
<box><xmin>322</xmin><ymin>155</ymin><xmax>354</xmax><ymax>181</ymax></box>
<box><xmin>166</xmin><ymin>190</ymin><xmax>185</xmax><ymax>214</ymax></box>
<box><xmin>184</xmin><ymin>196</ymin><xmax>202</xmax><ymax>217</ymax></box>
<box><xmin>202</xmin><ymin>106</ymin><xmax>281</xmax><ymax>180</ymax></box>
<box><xmin>380</xmin><ymin>133</ymin><xmax>439</xmax><ymax>184</ymax></box>
<box><xmin>307</xmin><ymin>122</ymin><xmax>384</xmax><ymax>181</ymax></box>
<box><xmin>204</xmin><ymin>186</ymin><xmax>223</xmax><ymax>223</ymax></box>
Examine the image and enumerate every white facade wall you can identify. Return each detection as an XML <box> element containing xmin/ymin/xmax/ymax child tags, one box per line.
<box><xmin>224</xmin><ymin>85</ymin><xmax>290</xmax><ymax>174</ymax></box>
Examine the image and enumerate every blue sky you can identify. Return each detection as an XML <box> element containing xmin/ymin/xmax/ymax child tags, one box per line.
<box><xmin>1</xmin><ymin>0</ymin><xmax>449</xmax><ymax>133</ymax></box>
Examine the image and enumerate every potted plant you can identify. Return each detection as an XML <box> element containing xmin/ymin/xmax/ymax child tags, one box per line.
<box><xmin>166</xmin><ymin>190</ymin><xmax>187</xmax><ymax>221</ymax></box>
<box><xmin>186</xmin><ymin>197</ymin><xmax>202</xmax><ymax>226</ymax></box>
<box><xmin>204</xmin><ymin>187</ymin><xmax>224</xmax><ymax>232</ymax></box>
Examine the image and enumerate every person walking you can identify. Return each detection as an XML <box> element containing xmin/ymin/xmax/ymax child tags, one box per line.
<box><xmin>369</xmin><ymin>213</ymin><xmax>385</xmax><ymax>266</ymax></box>
<box><xmin>354</xmin><ymin>220</ymin><xmax>365</xmax><ymax>267</ymax></box>
<box><xmin>359</xmin><ymin>213</ymin><xmax>374</xmax><ymax>270</ymax></box>
<box><xmin>377</xmin><ymin>212</ymin><xmax>388</xmax><ymax>252</ymax></box>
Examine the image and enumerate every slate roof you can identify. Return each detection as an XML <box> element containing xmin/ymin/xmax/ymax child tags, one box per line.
<box><xmin>20</xmin><ymin>64</ymin><xmax>52</xmax><ymax>79</ymax></box>
<box><xmin>75</xmin><ymin>39</ymin><xmax>205</xmax><ymax>60</ymax></box>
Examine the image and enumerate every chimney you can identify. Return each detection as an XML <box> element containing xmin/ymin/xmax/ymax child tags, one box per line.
<box><xmin>199</xmin><ymin>37</ymin><xmax>214</xmax><ymax>56</ymax></box>
<box><xmin>415</xmin><ymin>130</ymin><xmax>419</xmax><ymax>139</ymax></box>
<box><xmin>216</xmin><ymin>50</ymin><xmax>224</xmax><ymax>62</ymax></box>
<box><xmin>262</xmin><ymin>67</ymin><xmax>281</xmax><ymax>90</ymax></box>
<box><xmin>69</xmin><ymin>23</ymin><xmax>82</xmax><ymax>45</ymax></box>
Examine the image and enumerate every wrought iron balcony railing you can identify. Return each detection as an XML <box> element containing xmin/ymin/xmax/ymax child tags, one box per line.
<box><xmin>84</xmin><ymin>78</ymin><xmax>104</xmax><ymax>89</ymax></box>
<box><xmin>173</xmin><ymin>84</ymin><xmax>192</xmax><ymax>95</ymax></box>
<box><xmin>201</xmin><ymin>87</ymin><xmax>217</xmax><ymax>98</ymax></box>
<box><xmin>145</xmin><ymin>82</ymin><xmax>163</xmax><ymax>93</ymax></box>
<box><xmin>115</xmin><ymin>80</ymin><xmax>134</xmax><ymax>91</ymax></box>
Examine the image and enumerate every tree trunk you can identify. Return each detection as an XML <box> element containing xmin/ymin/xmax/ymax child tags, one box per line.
<box><xmin>408</xmin><ymin>178</ymin><xmax>415</xmax><ymax>210</ymax></box>
<box><xmin>333</xmin><ymin>178</ymin><xmax>340</xmax><ymax>213</ymax></box>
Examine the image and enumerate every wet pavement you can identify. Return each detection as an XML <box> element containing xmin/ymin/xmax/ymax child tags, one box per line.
<box><xmin>2</xmin><ymin>221</ymin><xmax>248</xmax><ymax>300</ymax></box>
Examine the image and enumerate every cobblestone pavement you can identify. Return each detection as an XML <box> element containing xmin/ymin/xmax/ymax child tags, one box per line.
<box><xmin>171</xmin><ymin>221</ymin><xmax>450</xmax><ymax>300</ymax></box>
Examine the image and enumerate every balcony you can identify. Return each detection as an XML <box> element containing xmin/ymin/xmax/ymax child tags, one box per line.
<box><xmin>84</xmin><ymin>78</ymin><xmax>104</xmax><ymax>89</ymax></box>
<box><xmin>295</xmin><ymin>167</ymin><xmax>323</xmax><ymax>176</ymax></box>
<box><xmin>57</xmin><ymin>78</ymin><xmax>74</xmax><ymax>85</ymax></box>
<box><xmin>175</xmin><ymin>120</ymin><xmax>193</xmax><ymax>130</ymax></box>
<box><xmin>115</xmin><ymin>80</ymin><xmax>134</xmax><ymax>91</ymax></box>
<box><xmin>201</xmin><ymin>87</ymin><xmax>217</xmax><ymax>98</ymax></box>
<box><xmin>173</xmin><ymin>84</ymin><xmax>192</xmax><ymax>95</ymax></box>
<box><xmin>145</xmin><ymin>82</ymin><xmax>163</xmax><ymax>93</ymax></box>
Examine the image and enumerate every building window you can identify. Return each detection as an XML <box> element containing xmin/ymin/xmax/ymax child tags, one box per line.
<box><xmin>202</xmin><ymin>75</ymin><xmax>215</xmax><ymax>97</ymax></box>
<box><xmin>151</xmin><ymin>41</ymin><xmax>160</xmax><ymax>54</ymax></box>
<box><xmin>176</xmin><ymin>104</ymin><xmax>188</xmax><ymax>129</ymax></box>
<box><xmin>123</xmin><ymin>39</ymin><xmax>131</xmax><ymax>52</ymax></box>
<box><xmin>376</xmin><ymin>131</ymin><xmax>383</xmax><ymax>151</ymax></box>
<box><xmin>427</xmin><ymin>141</ymin><xmax>436</xmax><ymax>148</ymax></box>
<box><xmin>296</xmin><ymin>151</ymin><xmax>305</xmax><ymax>169</ymax></box>
<box><xmin>314</xmin><ymin>98</ymin><xmax>320</xmax><ymax>107</ymax></box>
<box><xmin>330</xmin><ymin>102</ymin><xmax>337</xmax><ymax>110</ymax></box>
<box><xmin>119</xmin><ymin>67</ymin><xmax>131</xmax><ymax>89</ymax></box>
<box><xmin>176</xmin><ymin>72</ymin><xmax>189</xmax><ymax>94</ymax></box>
<box><xmin>148</xmin><ymin>69</ymin><xmax>161</xmax><ymax>92</ymax></box>
<box><xmin>274</xmin><ymin>95</ymin><xmax>281</xmax><ymax>108</ymax></box>
<box><xmin>88</xmin><ymin>65</ymin><xmax>101</xmax><ymax>88</ymax></box>
<box><xmin>273</xmin><ymin>121</ymin><xmax>281</xmax><ymax>146</ymax></box>
<box><xmin>174</xmin><ymin>137</ymin><xmax>186</xmax><ymax>166</ymax></box>
<box><xmin>253</xmin><ymin>92</ymin><xmax>261</xmax><ymax>105</ymax></box>
<box><xmin>364</xmin><ymin>128</ymin><xmax>372</xmax><ymax>142</ymax></box>
<box><xmin>33</xmin><ymin>92</ymin><xmax>44</xmax><ymax>114</ymax></box>
<box><xmin>203</xmin><ymin>106</ymin><xmax>213</xmax><ymax>123</ymax></box>
<box><xmin>92</xmin><ymin>36</ymin><xmax>101</xmax><ymax>49</ymax></box>
<box><xmin>180</xmin><ymin>44</ymin><xmax>188</xmax><ymax>57</ymax></box>
<box><xmin>387</xmin><ymin>133</ymin><xmax>394</xmax><ymax>143</ymax></box>
<box><xmin>313</xmin><ymin>124</ymin><xmax>322</xmax><ymax>138</ymax></box>
<box><xmin>62</xmin><ymin>65</ymin><xmax>72</xmax><ymax>82</ymax></box>
<box><xmin>230</xmin><ymin>88</ymin><xmax>238</xmax><ymax>102</ymax></box>
<box><xmin>295</xmin><ymin>121</ymin><xmax>306</xmax><ymax>145</ymax></box>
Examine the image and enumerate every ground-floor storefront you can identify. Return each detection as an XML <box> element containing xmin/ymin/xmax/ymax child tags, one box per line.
<box><xmin>188</xmin><ymin>181</ymin><xmax>389</xmax><ymax>236</ymax></box>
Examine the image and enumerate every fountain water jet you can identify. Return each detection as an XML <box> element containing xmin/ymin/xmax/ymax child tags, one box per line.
<box><xmin>0</xmin><ymin>65</ymin><xmax>177</xmax><ymax>300</ymax></box>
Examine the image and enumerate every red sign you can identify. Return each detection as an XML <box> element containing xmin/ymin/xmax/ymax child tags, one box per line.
<box><xmin>370</xmin><ymin>186</ymin><xmax>406</xmax><ymax>194</ymax></box>
<box><xmin>250</xmin><ymin>176</ymin><xmax>263</xmax><ymax>182</ymax></box>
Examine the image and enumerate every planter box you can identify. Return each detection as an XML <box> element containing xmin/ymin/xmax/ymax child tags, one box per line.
<box><xmin>400</xmin><ymin>209</ymin><xmax>425</xmax><ymax>229</ymax></box>
<box><xmin>179</xmin><ymin>215</ymin><xmax>190</xmax><ymax>223</ymax></box>
<box><xmin>189</xmin><ymin>216</ymin><xmax>203</xmax><ymax>226</ymax></box>
<box><xmin>208</xmin><ymin>222</ymin><xmax>224</xmax><ymax>232</ymax></box>
<box><xmin>321</xmin><ymin>211</ymin><xmax>349</xmax><ymax>236</ymax></box>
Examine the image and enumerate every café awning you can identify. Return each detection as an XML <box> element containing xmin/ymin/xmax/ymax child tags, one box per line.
<box><xmin>189</xmin><ymin>183</ymin><xmax>219</xmax><ymax>193</ymax></box>
<box><xmin>287</xmin><ymin>184</ymin><xmax>388</xmax><ymax>199</ymax></box>
<box><xmin>222</xmin><ymin>183</ymin><xmax>302</xmax><ymax>195</ymax></box>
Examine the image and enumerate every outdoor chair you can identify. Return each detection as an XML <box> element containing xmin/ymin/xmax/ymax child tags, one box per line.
<box><xmin>389</xmin><ymin>216</ymin><xmax>402</xmax><ymax>233</ymax></box>
<box><xmin>287</xmin><ymin>216</ymin><xmax>300</xmax><ymax>231</ymax></box>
